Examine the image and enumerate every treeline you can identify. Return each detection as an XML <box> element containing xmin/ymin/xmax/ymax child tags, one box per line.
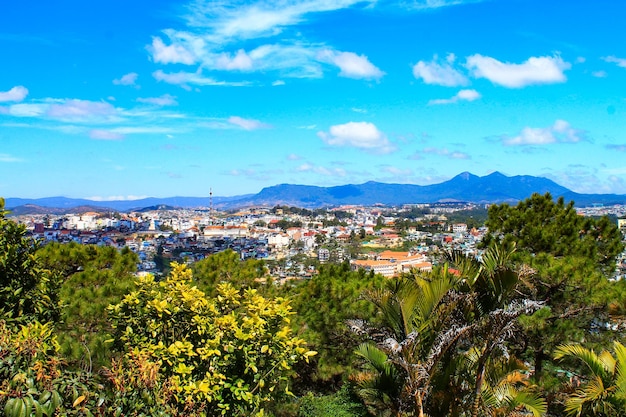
<box><xmin>2</xmin><ymin>194</ymin><xmax>626</xmax><ymax>416</ymax></box>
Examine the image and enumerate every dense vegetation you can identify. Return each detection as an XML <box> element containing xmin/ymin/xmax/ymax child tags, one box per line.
<box><xmin>1</xmin><ymin>194</ymin><xmax>626</xmax><ymax>416</ymax></box>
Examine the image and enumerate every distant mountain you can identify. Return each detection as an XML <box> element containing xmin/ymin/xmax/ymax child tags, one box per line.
<box><xmin>5</xmin><ymin>172</ymin><xmax>626</xmax><ymax>214</ymax></box>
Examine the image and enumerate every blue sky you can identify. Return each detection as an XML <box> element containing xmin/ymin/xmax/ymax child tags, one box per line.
<box><xmin>1</xmin><ymin>0</ymin><xmax>625</xmax><ymax>200</ymax></box>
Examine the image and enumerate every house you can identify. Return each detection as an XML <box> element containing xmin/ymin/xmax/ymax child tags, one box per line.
<box><xmin>350</xmin><ymin>260</ymin><xmax>396</xmax><ymax>278</ymax></box>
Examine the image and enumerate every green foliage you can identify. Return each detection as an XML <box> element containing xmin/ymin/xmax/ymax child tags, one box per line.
<box><xmin>0</xmin><ymin>199</ymin><xmax>61</xmax><ymax>324</ymax></box>
<box><xmin>554</xmin><ymin>341</ymin><xmax>626</xmax><ymax>416</ymax></box>
<box><xmin>485</xmin><ymin>193</ymin><xmax>624</xmax><ymax>273</ymax></box>
<box><xmin>0</xmin><ymin>320</ymin><xmax>103</xmax><ymax>417</ymax></box>
<box><xmin>191</xmin><ymin>249</ymin><xmax>270</xmax><ymax>297</ymax></box>
<box><xmin>297</xmin><ymin>385</ymin><xmax>368</xmax><ymax>417</ymax></box>
<box><xmin>36</xmin><ymin>242</ymin><xmax>138</xmax><ymax>369</ymax></box>
<box><xmin>484</xmin><ymin>193</ymin><xmax>626</xmax><ymax>392</ymax></box>
<box><xmin>354</xmin><ymin>244</ymin><xmax>546</xmax><ymax>417</ymax></box>
<box><xmin>106</xmin><ymin>263</ymin><xmax>316</xmax><ymax>416</ymax></box>
<box><xmin>289</xmin><ymin>262</ymin><xmax>385</xmax><ymax>383</ymax></box>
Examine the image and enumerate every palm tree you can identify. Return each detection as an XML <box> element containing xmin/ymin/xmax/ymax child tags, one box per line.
<box><xmin>354</xmin><ymin>265</ymin><xmax>472</xmax><ymax>417</ymax></box>
<box><xmin>554</xmin><ymin>341</ymin><xmax>626</xmax><ymax>416</ymax></box>
<box><xmin>463</xmin><ymin>347</ymin><xmax>546</xmax><ymax>417</ymax></box>
<box><xmin>445</xmin><ymin>243</ymin><xmax>543</xmax><ymax>417</ymax></box>
<box><xmin>353</xmin><ymin>343</ymin><xmax>403</xmax><ymax>416</ymax></box>
<box><xmin>354</xmin><ymin>243</ymin><xmax>543</xmax><ymax>417</ymax></box>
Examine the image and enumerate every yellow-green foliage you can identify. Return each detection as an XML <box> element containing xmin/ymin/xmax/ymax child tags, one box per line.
<box><xmin>106</xmin><ymin>262</ymin><xmax>316</xmax><ymax>416</ymax></box>
<box><xmin>0</xmin><ymin>320</ymin><xmax>99</xmax><ymax>417</ymax></box>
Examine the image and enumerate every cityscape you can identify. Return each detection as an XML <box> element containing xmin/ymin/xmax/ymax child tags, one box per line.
<box><xmin>3</xmin><ymin>0</ymin><xmax>626</xmax><ymax>415</ymax></box>
<box><xmin>11</xmin><ymin>199</ymin><xmax>626</xmax><ymax>282</ymax></box>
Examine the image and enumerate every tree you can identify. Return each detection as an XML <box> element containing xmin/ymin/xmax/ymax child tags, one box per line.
<box><xmin>484</xmin><ymin>193</ymin><xmax>626</xmax><ymax>384</ymax></box>
<box><xmin>554</xmin><ymin>341</ymin><xmax>626</xmax><ymax>416</ymax></box>
<box><xmin>484</xmin><ymin>193</ymin><xmax>623</xmax><ymax>274</ymax></box>
<box><xmin>354</xmin><ymin>267</ymin><xmax>471</xmax><ymax>417</ymax></box>
<box><xmin>36</xmin><ymin>242</ymin><xmax>139</xmax><ymax>369</ymax></box>
<box><xmin>106</xmin><ymin>263</ymin><xmax>316</xmax><ymax>416</ymax></box>
<box><xmin>288</xmin><ymin>262</ymin><xmax>385</xmax><ymax>385</ymax></box>
<box><xmin>0</xmin><ymin>320</ymin><xmax>103</xmax><ymax>417</ymax></box>
<box><xmin>353</xmin><ymin>244</ymin><xmax>545</xmax><ymax>417</ymax></box>
<box><xmin>0</xmin><ymin>198</ymin><xmax>61</xmax><ymax>324</ymax></box>
<box><xmin>191</xmin><ymin>249</ymin><xmax>269</xmax><ymax>297</ymax></box>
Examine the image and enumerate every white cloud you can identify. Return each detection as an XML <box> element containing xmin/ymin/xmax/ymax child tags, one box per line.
<box><xmin>111</xmin><ymin>126</ymin><xmax>178</xmax><ymax>135</ymax></box>
<box><xmin>228</xmin><ymin>116</ymin><xmax>271</xmax><ymax>130</ymax></box>
<box><xmin>0</xmin><ymin>86</ymin><xmax>28</xmax><ymax>102</ymax></box>
<box><xmin>403</xmin><ymin>0</ymin><xmax>484</xmax><ymax>10</ymax></box>
<box><xmin>89</xmin><ymin>129</ymin><xmax>124</xmax><ymax>140</ymax></box>
<box><xmin>429</xmin><ymin>89</ymin><xmax>481</xmax><ymax>105</ymax></box>
<box><xmin>149</xmin><ymin>36</ymin><xmax>196</xmax><ymax>65</ymax></box>
<box><xmin>592</xmin><ymin>70</ymin><xmax>607</xmax><ymax>78</ymax></box>
<box><xmin>318</xmin><ymin>50</ymin><xmax>384</xmax><ymax>80</ymax></box>
<box><xmin>603</xmin><ymin>55</ymin><xmax>626</xmax><ymax>68</ymax></box>
<box><xmin>46</xmin><ymin>99</ymin><xmax>118</xmax><ymax>122</ymax></box>
<box><xmin>215</xmin><ymin>49</ymin><xmax>254</xmax><ymax>70</ymax></box>
<box><xmin>113</xmin><ymin>72</ymin><xmax>139</xmax><ymax>86</ymax></box>
<box><xmin>466</xmin><ymin>54</ymin><xmax>571</xmax><ymax>88</ymax></box>
<box><xmin>380</xmin><ymin>166</ymin><xmax>413</xmax><ymax>176</ymax></box>
<box><xmin>7</xmin><ymin>103</ymin><xmax>46</xmax><ymax>117</ymax></box>
<box><xmin>185</xmin><ymin>0</ymin><xmax>373</xmax><ymax>43</ymax></box>
<box><xmin>152</xmin><ymin>69</ymin><xmax>250</xmax><ymax>89</ymax></box>
<box><xmin>272</xmin><ymin>80</ymin><xmax>286</xmax><ymax>86</ymax></box>
<box><xmin>0</xmin><ymin>153</ymin><xmax>22</xmax><ymax>162</ymax></box>
<box><xmin>147</xmin><ymin>1</ymin><xmax>385</xmax><ymax>80</ymax></box>
<box><xmin>87</xmin><ymin>195</ymin><xmax>148</xmax><ymax>201</ymax></box>
<box><xmin>503</xmin><ymin>119</ymin><xmax>586</xmax><ymax>146</ymax></box>
<box><xmin>422</xmin><ymin>147</ymin><xmax>470</xmax><ymax>159</ymax></box>
<box><xmin>295</xmin><ymin>162</ymin><xmax>347</xmax><ymax>177</ymax></box>
<box><xmin>137</xmin><ymin>94</ymin><xmax>178</xmax><ymax>106</ymax></box>
<box><xmin>318</xmin><ymin>121</ymin><xmax>395</xmax><ymax>153</ymax></box>
<box><xmin>412</xmin><ymin>54</ymin><xmax>468</xmax><ymax>86</ymax></box>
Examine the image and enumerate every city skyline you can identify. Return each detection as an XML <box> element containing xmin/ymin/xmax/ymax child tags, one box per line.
<box><xmin>1</xmin><ymin>0</ymin><xmax>625</xmax><ymax>200</ymax></box>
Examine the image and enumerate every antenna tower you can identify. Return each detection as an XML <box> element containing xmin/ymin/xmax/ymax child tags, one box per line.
<box><xmin>209</xmin><ymin>188</ymin><xmax>213</xmax><ymax>225</ymax></box>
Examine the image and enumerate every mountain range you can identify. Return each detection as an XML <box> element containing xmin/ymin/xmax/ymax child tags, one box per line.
<box><xmin>5</xmin><ymin>172</ymin><xmax>626</xmax><ymax>214</ymax></box>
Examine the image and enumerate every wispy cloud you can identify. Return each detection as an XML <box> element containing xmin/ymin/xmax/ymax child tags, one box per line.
<box><xmin>46</xmin><ymin>99</ymin><xmax>119</xmax><ymax>123</ymax></box>
<box><xmin>0</xmin><ymin>86</ymin><xmax>28</xmax><ymax>102</ymax></box>
<box><xmin>428</xmin><ymin>89</ymin><xmax>481</xmax><ymax>105</ymax></box>
<box><xmin>466</xmin><ymin>54</ymin><xmax>571</xmax><ymax>88</ymax></box>
<box><xmin>137</xmin><ymin>94</ymin><xmax>178</xmax><ymax>106</ymax></box>
<box><xmin>421</xmin><ymin>147</ymin><xmax>470</xmax><ymax>159</ymax></box>
<box><xmin>147</xmin><ymin>0</ymin><xmax>387</xmax><ymax>82</ymax></box>
<box><xmin>503</xmin><ymin>120</ymin><xmax>587</xmax><ymax>146</ymax></box>
<box><xmin>413</xmin><ymin>53</ymin><xmax>468</xmax><ymax>86</ymax></box>
<box><xmin>296</xmin><ymin>162</ymin><xmax>347</xmax><ymax>177</ymax></box>
<box><xmin>602</xmin><ymin>55</ymin><xmax>626</xmax><ymax>68</ymax></box>
<box><xmin>380</xmin><ymin>165</ymin><xmax>413</xmax><ymax>176</ymax></box>
<box><xmin>113</xmin><ymin>72</ymin><xmax>139</xmax><ymax>86</ymax></box>
<box><xmin>89</xmin><ymin>129</ymin><xmax>124</xmax><ymax>140</ymax></box>
<box><xmin>606</xmin><ymin>144</ymin><xmax>626</xmax><ymax>152</ymax></box>
<box><xmin>318</xmin><ymin>121</ymin><xmax>395</xmax><ymax>153</ymax></box>
<box><xmin>401</xmin><ymin>0</ymin><xmax>485</xmax><ymax>10</ymax></box>
<box><xmin>152</xmin><ymin>69</ymin><xmax>251</xmax><ymax>89</ymax></box>
<box><xmin>227</xmin><ymin>116</ymin><xmax>271</xmax><ymax>130</ymax></box>
<box><xmin>0</xmin><ymin>153</ymin><xmax>22</xmax><ymax>162</ymax></box>
<box><xmin>183</xmin><ymin>0</ymin><xmax>373</xmax><ymax>43</ymax></box>
<box><xmin>86</xmin><ymin>195</ymin><xmax>149</xmax><ymax>201</ymax></box>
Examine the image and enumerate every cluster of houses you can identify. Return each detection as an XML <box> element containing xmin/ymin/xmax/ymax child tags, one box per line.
<box><xmin>14</xmin><ymin>202</ymin><xmax>626</xmax><ymax>280</ymax></box>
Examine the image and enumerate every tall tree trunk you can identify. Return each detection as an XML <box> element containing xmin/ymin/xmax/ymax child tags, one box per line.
<box><xmin>415</xmin><ymin>391</ymin><xmax>425</xmax><ymax>417</ymax></box>
<box><xmin>534</xmin><ymin>345</ymin><xmax>544</xmax><ymax>381</ymax></box>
